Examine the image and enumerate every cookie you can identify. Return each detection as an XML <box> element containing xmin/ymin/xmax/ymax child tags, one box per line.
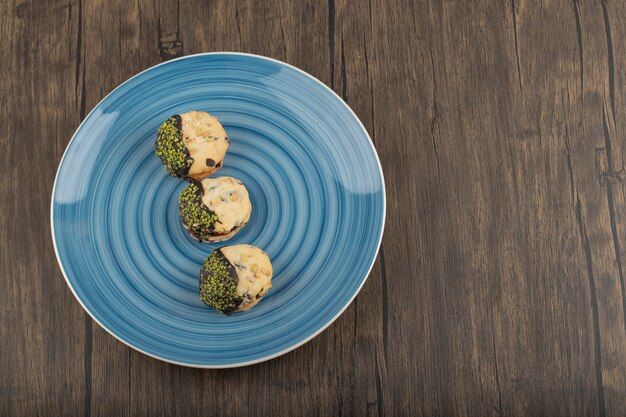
<box><xmin>179</xmin><ymin>177</ymin><xmax>251</xmax><ymax>242</ymax></box>
<box><xmin>199</xmin><ymin>245</ymin><xmax>273</xmax><ymax>314</ymax></box>
<box><xmin>155</xmin><ymin>111</ymin><xmax>230</xmax><ymax>180</ymax></box>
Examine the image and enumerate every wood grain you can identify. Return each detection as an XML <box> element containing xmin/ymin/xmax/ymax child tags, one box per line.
<box><xmin>1</xmin><ymin>0</ymin><xmax>626</xmax><ymax>415</ymax></box>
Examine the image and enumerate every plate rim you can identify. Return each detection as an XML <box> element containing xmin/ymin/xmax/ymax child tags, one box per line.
<box><xmin>50</xmin><ymin>52</ymin><xmax>387</xmax><ymax>368</ymax></box>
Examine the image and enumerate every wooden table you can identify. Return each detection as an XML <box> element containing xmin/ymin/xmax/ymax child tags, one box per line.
<box><xmin>2</xmin><ymin>0</ymin><xmax>626</xmax><ymax>415</ymax></box>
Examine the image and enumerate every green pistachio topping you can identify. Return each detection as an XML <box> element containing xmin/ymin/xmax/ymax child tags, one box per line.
<box><xmin>155</xmin><ymin>115</ymin><xmax>192</xmax><ymax>177</ymax></box>
<box><xmin>179</xmin><ymin>182</ymin><xmax>218</xmax><ymax>241</ymax></box>
<box><xmin>199</xmin><ymin>250</ymin><xmax>241</xmax><ymax>314</ymax></box>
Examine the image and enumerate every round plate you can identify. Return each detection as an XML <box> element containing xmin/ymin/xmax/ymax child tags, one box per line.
<box><xmin>51</xmin><ymin>53</ymin><xmax>385</xmax><ymax>367</ymax></box>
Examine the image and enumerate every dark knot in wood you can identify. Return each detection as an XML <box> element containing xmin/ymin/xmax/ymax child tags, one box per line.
<box><xmin>159</xmin><ymin>33</ymin><xmax>184</xmax><ymax>61</ymax></box>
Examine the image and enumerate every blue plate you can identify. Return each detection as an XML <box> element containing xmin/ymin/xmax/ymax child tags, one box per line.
<box><xmin>51</xmin><ymin>53</ymin><xmax>385</xmax><ymax>367</ymax></box>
